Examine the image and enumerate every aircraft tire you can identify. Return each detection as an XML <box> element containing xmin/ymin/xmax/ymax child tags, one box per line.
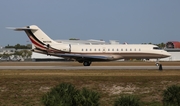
<box><xmin>83</xmin><ymin>61</ymin><xmax>91</xmax><ymax>66</ymax></box>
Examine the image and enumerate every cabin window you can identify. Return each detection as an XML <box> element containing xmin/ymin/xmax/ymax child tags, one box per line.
<box><xmin>82</xmin><ymin>49</ymin><xmax>83</xmax><ymax>51</ymax></box>
<box><xmin>130</xmin><ymin>49</ymin><xmax>132</xmax><ymax>51</ymax></box>
<box><xmin>126</xmin><ymin>49</ymin><xmax>127</xmax><ymax>51</ymax></box>
<box><xmin>117</xmin><ymin>49</ymin><xmax>119</xmax><ymax>51</ymax></box>
<box><xmin>90</xmin><ymin>49</ymin><xmax>92</xmax><ymax>51</ymax></box>
<box><xmin>108</xmin><ymin>49</ymin><xmax>110</xmax><ymax>51</ymax></box>
<box><xmin>99</xmin><ymin>49</ymin><xmax>100</xmax><ymax>51</ymax></box>
<box><xmin>86</xmin><ymin>49</ymin><xmax>88</xmax><ymax>51</ymax></box>
<box><xmin>139</xmin><ymin>49</ymin><xmax>141</xmax><ymax>51</ymax></box>
<box><xmin>94</xmin><ymin>49</ymin><xmax>96</xmax><ymax>51</ymax></box>
<box><xmin>112</xmin><ymin>49</ymin><xmax>114</xmax><ymax>51</ymax></box>
<box><xmin>134</xmin><ymin>49</ymin><xmax>136</xmax><ymax>51</ymax></box>
<box><xmin>121</xmin><ymin>49</ymin><xmax>123</xmax><ymax>51</ymax></box>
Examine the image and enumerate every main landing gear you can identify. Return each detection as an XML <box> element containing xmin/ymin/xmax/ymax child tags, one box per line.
<box><xmin>83</xmin><ymin>61</ymin><xmax>91</xmax><ymax>66</ymax></box>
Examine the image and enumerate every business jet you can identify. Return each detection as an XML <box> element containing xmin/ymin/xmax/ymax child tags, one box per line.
<box><xmin>9</xmin><ymin>25</ymin><xmax>170</xmax><ymax>66</ymax></box>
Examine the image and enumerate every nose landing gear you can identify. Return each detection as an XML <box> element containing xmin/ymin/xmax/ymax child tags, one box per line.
<box><xmin>155</xmin><ymin>58</ymin><xmax>163</xmax><ymax>70</ymax></box>
<box><xmin>155</xmin><ymin>58</ymin><xmax>160</xmax><ymax>66</ymax></box>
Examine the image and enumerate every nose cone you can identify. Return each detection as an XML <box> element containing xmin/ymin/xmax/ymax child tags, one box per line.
<box><xmin>162</xmin><ymin>51</ymin><xmax>171</xmax><ymax>58</ymax></box>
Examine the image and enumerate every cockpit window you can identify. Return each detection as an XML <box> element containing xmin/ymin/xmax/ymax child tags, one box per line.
<box><xmin>153</xmin><ymin>47</ymin><xmax>160</xmax><ymax>50</ymax></box>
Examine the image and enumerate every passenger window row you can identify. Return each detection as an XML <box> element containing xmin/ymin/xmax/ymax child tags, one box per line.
<box><xmin>81</xmin><ymin>48</ymin><xmax>141</xmax><ymax>52</ymax></box>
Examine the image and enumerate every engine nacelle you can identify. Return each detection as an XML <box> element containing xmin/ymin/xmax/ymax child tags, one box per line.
<box><xmin>50</xmin><ymin>44</ymin><xmax>71</xmax><ymax>52</ymax></box>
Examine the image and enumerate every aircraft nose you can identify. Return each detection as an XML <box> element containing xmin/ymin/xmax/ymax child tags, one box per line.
<box><xmin>163</xmin><ymin>51</ymin><xmax>171</xmax><ymax>58</ymax></box>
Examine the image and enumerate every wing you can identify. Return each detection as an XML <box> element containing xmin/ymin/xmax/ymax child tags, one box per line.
<box><xmin>32</xmin><ymin>48</ymin><xmax>114</xmax><ymax>62</ymax></box>
<box><xmin>52</xmin><ymin>53</ymin><xmax>113</xmax><ymax>62</ymax></box>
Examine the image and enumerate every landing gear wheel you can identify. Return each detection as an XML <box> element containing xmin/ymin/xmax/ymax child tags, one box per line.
<box><xmin>156</xmin><ymin>63</ymin><xmax>160</xmax><ymax>66</ymax></box>
<box><xmin>83</xmin><ymin>61</ymin><xmax>91</xmax><ymax>66</ymax></box>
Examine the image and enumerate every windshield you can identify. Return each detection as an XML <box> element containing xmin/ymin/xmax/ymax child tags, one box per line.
<box><xmin>153</xmin><ymin>47</ymin><xmax>161</xmax><ymax>50</ymax></box>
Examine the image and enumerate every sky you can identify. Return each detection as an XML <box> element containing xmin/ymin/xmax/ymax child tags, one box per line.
<box><xmin>0</xmin><ymin>0</ymin><xmax>180</xmax><ymax>46</ymax></box>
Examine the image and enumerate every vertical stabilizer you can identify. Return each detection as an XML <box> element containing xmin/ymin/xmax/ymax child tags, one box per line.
<box><xmin>27</xmin><ymin>25</ymin><xmax>56</xmax><ymax>44</ymax></box>
<box><xmin>8</xmin><ymin>25</ymin><xmax>70</xmax><ymax>53</ymax></box>
<box><xmin>11</xmin><ymin>25</ymin><xmax>57</xmax><ymax>50</ymax></box>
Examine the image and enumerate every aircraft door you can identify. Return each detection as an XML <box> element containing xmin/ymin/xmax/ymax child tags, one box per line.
<box><xmin>69</xmin><ymin>44</ymin><xmax>71</xmax><ymax>52</ymax></box>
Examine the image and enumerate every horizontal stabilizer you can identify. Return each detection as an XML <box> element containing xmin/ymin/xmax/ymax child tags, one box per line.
<box><xmin>6</xmin><ymin>27</ymin><xmax>38</xmax><ymax>31</ymax></box>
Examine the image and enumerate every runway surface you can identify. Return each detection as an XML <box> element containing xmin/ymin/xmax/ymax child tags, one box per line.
<box><xmin>0</xmin><ymin>66</ymin><xmax>180</xmax><ymax>70</ymax></box>
<box><xmin>0</xmin><ymin>61</ymin><xmax>180</xmax><ymax>70</ymax></box>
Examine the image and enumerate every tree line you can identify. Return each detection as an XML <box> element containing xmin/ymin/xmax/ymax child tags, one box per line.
<box><xmin>142</xmin><ymin>42</ymin><xmax>166</xmax><ymax>49</ymax></box>
<box><xmin>5</xmin><ymin>44</ymin><xmax>32</xmax><ymax>49</ymax></box>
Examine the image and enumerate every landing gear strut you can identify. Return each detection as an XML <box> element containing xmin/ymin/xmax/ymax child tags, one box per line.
<box><xmin>155</xmin><ymin>58</ymin><xmax>163</xmax><ymax>70</ymax></box>
<box><xmin>155</xmin><ymin>59</ymin><xmax>160</xmax><ymax>66</ymax></box>
<box><xmin>83</xmin><ymin>61</ymin><xmax>91</xmax><ymax>66</ymax></box>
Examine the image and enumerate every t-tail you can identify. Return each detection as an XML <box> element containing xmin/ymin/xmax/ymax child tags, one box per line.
<box><xmin>11</xmin><ymin>25</ymin><xmax>57</xmax><ymax>50</ymax></box>
<box><xmin>8</xmin><ymin>25</ymin><xmax>69</xmax><ymax>53</ymax></box>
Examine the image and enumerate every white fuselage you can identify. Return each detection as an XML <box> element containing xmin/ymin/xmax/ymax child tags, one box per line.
<box><xmin>48</xmin><ymin>43</ymin><xmax>170</xmax><ymax>60</ymax></box>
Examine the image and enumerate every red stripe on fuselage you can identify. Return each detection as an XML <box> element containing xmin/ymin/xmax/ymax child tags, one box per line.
<box><xmin>25</xmin><ymin>30</ymin><xmax>65</xmax><ymax>53</ymax></box>
<box><xmin>29</xmin><ymin>36</ymin><xmax>46</xmax><ymax>49</ymax></box>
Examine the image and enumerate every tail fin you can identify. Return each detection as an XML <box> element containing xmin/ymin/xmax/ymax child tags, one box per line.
<box><xmin>9</xmin><ymin>25</ymin><xmax>56</xmax><ymax>50</ymax></box>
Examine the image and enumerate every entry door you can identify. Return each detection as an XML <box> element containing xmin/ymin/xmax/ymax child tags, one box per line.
<box><xmin>69</xmin><ymin>44</ymin><xmax>71</xmax><ymax>52</ymax></box>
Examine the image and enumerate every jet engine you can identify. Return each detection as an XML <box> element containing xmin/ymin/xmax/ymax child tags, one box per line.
<box><xmin>46</xmin><ymin>44</ymin><xmax>71</xmax><ymax>52</ymax></box>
